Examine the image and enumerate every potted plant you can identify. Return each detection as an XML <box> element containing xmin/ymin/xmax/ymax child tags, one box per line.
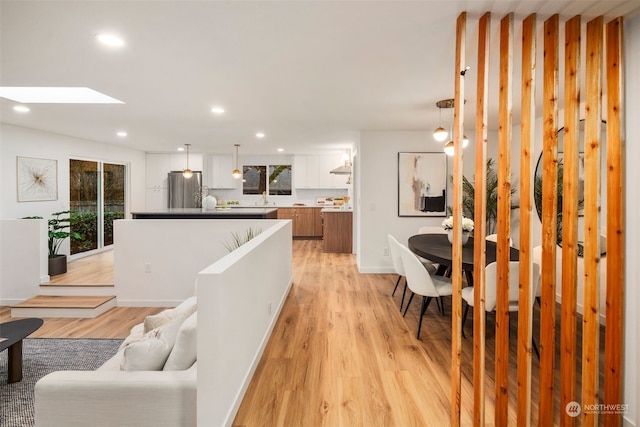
<box><xmin>46</xmin><ymin>210</ymin><xmax>82</xmax><ymax>275</ymax></box>
<box><xmin>24</xmin><ymin>211</ymin><xmax>82</xmax><ymax>276</ymax></box>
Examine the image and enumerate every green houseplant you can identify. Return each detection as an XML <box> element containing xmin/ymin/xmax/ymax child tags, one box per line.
<box><xmin>24</xmin><ymin>210</ymin><xmax>82</xmax><ymax>276</ymax></box>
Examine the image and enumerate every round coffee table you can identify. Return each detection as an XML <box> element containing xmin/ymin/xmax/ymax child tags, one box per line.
<box><xmin>0</xmin><ymin>318</ymin><xmax>44</xmax><ymax>383</ymax></box>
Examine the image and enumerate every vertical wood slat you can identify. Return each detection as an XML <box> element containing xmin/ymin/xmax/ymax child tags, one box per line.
<box><xmin>539</xmin><ymin>14</ymin><xmax>560</xmax><ymax>427</ymax></box>
<box><xmin>560</xmin><ymin>15</ymin><xmax>582</xmax><ymax>427</ymax></box>
<box><xmin>450</xmin><ymin>11</ymin><xmax>466</xmax><ymax>427</ymax></box>
<box><xmin>604</xmin><ymin>16</ymin><xmax>625</xmax><ymax>427</ymax></box>
<box><xmin>495</xmin><ymin>13</ymin><xmax>513</xmax><ymax>426</ymax></box>
<box><xmin>582</xmin><ymin>16</ymin><xmax>604</xmax><ymax>427</ymax></box>
<box><xmin>516</xmin><ymin>13</ymin><xmax>536</xmax><ymax>427</ymax></box>
<box><xmin>473</xmin><ymin>11</ymin><xmax>490</xmax><ymax>427</ymax></box>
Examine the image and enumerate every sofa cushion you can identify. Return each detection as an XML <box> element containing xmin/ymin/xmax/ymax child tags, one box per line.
<box><xmin>143</xmin><ymin>296</ymin><xmax>197</xmax><ymax>333</ymax></box>
<box><xmin>163</xmin><ymin>311</ymin><xmax>197</xmax><ymax>371</ymax></box>
<box><xmin>121</xmin><ymin>314</ymin><xmax>185</xmax><ymax>371</ymax></box>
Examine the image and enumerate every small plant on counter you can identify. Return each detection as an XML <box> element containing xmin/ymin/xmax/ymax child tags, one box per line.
<box><xmin>223</xmin><ymin>227</ymin><xmax>262</xmax><ymax>252</ymax></box>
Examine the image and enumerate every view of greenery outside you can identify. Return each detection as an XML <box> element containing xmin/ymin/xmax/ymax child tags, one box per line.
<box><xmin>69</xmin><ymin>160</ymin><xmax>125</xmax><ymax>254</ymax></box>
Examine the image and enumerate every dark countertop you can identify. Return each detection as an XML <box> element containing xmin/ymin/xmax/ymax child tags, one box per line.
<box><xmin>132</xmin><ymin>208</ymin><xmax>278</xmax><ymax>219</ymax></box>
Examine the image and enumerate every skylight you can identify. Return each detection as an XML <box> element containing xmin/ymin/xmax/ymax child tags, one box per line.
<box><xmin>0</xmin><ymin>87</ymin><xmax>124</xmax><ymax>104</ymax></box>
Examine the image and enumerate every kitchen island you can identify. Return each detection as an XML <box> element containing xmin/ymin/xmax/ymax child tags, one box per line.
<box><xmin>131</xmin><ymin>208</ymin><xmax>278</xmax><ymax>220</ymax></box>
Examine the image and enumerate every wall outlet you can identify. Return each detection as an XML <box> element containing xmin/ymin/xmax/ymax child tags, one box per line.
<box><xmin>144</xmin><ymin>263</ymin><xmax>151</xmax><ymax>273</ymax></box>
<box><xmin>267</xmin><ymin>301</ymin><xmax>272</xmax><ymax>315</ymax></box>
<box><xmin>383</xmin><ymin>247</ymin><xmax>389</xmax><ymax>256</ymax></box>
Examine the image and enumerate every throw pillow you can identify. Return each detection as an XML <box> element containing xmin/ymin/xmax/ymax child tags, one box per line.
<box><xmin>163</xmin><ymin>311</ymin><xmax>197</xmax><ymax>371</ymax></box>
<box><xmin>121</xmin><ymin>313</ymin><xmax>185</xmax><ymax>371</ymax></box>
<box><xmin>143</xmin><ymin>296</ymin><xmax>197</xmax><ymax>333</ymax></box>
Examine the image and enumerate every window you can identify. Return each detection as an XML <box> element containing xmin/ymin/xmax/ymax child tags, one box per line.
<box><xmin>242</xmin><ymin>165</ymin><xmax>292</xmax><ymax>195</ymax></box>
<box><xmin>69</xmin><ymin>159</ymin><xmax>126</xmax><ymax>255</ymax></box>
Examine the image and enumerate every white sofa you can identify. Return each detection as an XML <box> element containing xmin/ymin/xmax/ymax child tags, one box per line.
<box><xmin>34</xmin><ymin>298</ymin><xmax>198</xmax><ymax>427</ymax></box>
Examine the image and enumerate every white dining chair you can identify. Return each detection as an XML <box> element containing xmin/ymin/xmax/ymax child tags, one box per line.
<box><xmin>398</xmin><ymin>243</ymin><xmax>453</xmax><ymax>339</ymax></box>
<box><xmin>461</xmin><ymin>261</ymin><xmax>541</xmax><ymax>355</ymax></box>
<box><xmin>486</xmin><ymin>233</ymin><xmax>514</xmax><ymax>247</ymax></box>
<box><xmin>388</xmin><ymin>234</ymin><xmax>409</xmax><ymax>311</ymax></box>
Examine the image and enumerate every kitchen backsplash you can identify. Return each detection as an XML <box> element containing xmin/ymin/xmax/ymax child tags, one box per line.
<box><xmin>210</xmin><ymin>188</ymin><xmax>349</xmax><ymax>206</ymax></box>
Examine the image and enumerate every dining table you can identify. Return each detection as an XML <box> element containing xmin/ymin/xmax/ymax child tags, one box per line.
<box><xmin>408</xmin><ymin>233</ymin><xmax>519</xmax><ymax>286</ymax></box>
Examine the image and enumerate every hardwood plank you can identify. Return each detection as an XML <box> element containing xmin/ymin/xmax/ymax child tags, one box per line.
<box><xmin>12</xmin><ymin>295</ymin><xmax>115</xmax><ymax>309</ymax></box>
<box><xmin>473</xmin><ymin>11</ymin><xmax>491</xmax><ymax>427</ymax></box>
<box><xmin>560</xmin><ymin>14</ymin><xmax>582</xmax><ymax>427</ymax></box>
<box><xmin>451</xmin><ymin>11</ymin><xmax>466</xmax><ymax>427</ymax></box>
<box><xmin>582</xmin><ymin>15</ymin><xmax>604</xmax><ymax>427</ymax></box>
<box><xmin>44</xmin><ymin>250</ymin><xmax>114</xmax><ymax>286</ymax></box>
<box><xmin>517</xmin><ymin>13</ymin><xmax>536</xmax><ymax>427</ymax></box>
<box><xmin>604</xmin><ymin>16</ymin><xmax>625</xmax><ymax>427</ymax></box>
<box><xmin>539</xmin><ymin>14</ymin><xmax>560</xmax><ymax>426</ymax></box>
<box><xmin>495</xmin><ymin>12</ymin><xmax>513</xmax><ymax>426</ymax></box>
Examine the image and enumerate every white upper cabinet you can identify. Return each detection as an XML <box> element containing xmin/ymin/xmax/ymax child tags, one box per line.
<box><xmin>146</xmin><ymin>153</ymin><xmax>203</xmax><ymax>189</ymax></box>
<box><xmin>207</xmin><ymin>154</ymin><xmax>236</xmax><ymax>189</ymax></box>
<box><xmin>294</xmin><ymin>154</ymin><xmax>348</xmax><ymax>189</ymax></box>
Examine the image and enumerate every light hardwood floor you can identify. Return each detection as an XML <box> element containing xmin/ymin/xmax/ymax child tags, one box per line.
<box><xmin>0</xmin><ymin>240</ymin><xmax>603</xmax><ymax>425</ymax></box>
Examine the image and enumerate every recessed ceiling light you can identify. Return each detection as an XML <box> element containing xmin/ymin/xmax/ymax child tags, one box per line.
<box><xmin>256</xmin><ymin>132</ymin><xmax>265</xmax><ymax>138</ymax></box>
<box><xmin>277</xmin><ymin>148</ymin><xmax>284</xmax><ymax>152</ymax></box>
<box><xmin>13</xmin><ymin>105</ymin><xmax>30</xmax><ymax>113</ymax></box>
<box><xmin>0</xmin><ymin>87</ymin><xmax>124</xmax><ymax>104</ymax></box>
<box><xmin>96</xmin><ymin>33</ymin><xmax>125</xmax><ymax>47</ymax></box>
<box><xmin>211</xmin><ymin>106</ymin><xmax>225</xmax><ymax>115</ymax></box>
<box><xmin>117</xmin><ymin>131</ymin><xmax>128</xmax><ymax>137</ymax></box>
<box><xmin>177</xmin><ymin>147</ymin><xmax>185</xmax><ymax>152</ymax></box>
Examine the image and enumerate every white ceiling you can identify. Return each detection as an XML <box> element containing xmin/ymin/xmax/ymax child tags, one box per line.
<box><xmin>1</xmin><ymin>1</ymin><xmax>638</xmax><ymax>155</ymax></box>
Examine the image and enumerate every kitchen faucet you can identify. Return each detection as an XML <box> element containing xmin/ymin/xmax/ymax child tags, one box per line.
<box><xmin>262</xmin><ymin>191</ymin><xmax>268</xmax><ymax>205</ymax></box>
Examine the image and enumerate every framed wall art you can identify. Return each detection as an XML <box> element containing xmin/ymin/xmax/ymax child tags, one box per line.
<box><xmin>17</xmin><ymin>156</ymin><xmax>58</xmax><ymax>202</ymax></box>
<box><xmin>398</xmin><ymin>152</ymin><xmax>447</xmax><ymax>217</ymax></box>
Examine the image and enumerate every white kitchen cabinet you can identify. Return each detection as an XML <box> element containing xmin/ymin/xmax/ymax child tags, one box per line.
<box><xmin>145</xmin><ymin>187</ymin><xmax>168</xmax><ymax>210</ymax></box>
<box><xmin>145</xmin><ymin>154</ymin><xmax>172</xmax><ymax>188</ymax></box>
<box><xmin>207</xmin><ymin>154</ymin><xmax>236</xmax><ymax>189</ymax></box>
<box><xmin>294</xmin><ymin>154</ymin><xmax>348</xmax><ymax>189</ymax></box>
<box><xmin>146</xmin><ymin>153</ymin><xmax>204</xmax><ymax>189</ymax></box>
<box><xmin>170</xmin><ymin>153</ymin><xmax>203</xmax><ymax>173</ymax></box>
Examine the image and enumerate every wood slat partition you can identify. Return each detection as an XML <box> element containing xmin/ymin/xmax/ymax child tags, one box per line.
<box><xmin>472</xmin><ymin>11</ymin><xmax>490</xmax><ymax>427</ymax></box>
<box><xmin>516</xmin><ymin>13</ymin><xmax>536</xmax><ymax>427</ymax></box>
<box><xmin>539</xmin><ymin>14</ymin><xmax>559</xmax><ymax>427</ymax></box>
<box><xmin>495</xmin><ymin>13</ymin><xmax>513</xmax><ymax>426</ymax></box>
<box><xmin>582</xmin><ymin>16</ymin><xmax>604</xmax><ymax>427</ymax></box>
<box><xmin>450</xmin><ymin>11</ymin><xmax>466</xmax><ymax>427</ymax></box>
<box><xmin>604</xmin><ymin>16</ymin><xmax>625</xmax><ymax>427</ymax></box>
<box><xmin>560</xmin><ymin>15</ymin><xmax>581</xmax><ymax>427</ymax></box>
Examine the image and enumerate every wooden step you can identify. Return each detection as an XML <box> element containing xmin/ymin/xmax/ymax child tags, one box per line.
<box><xmin>11</xmin><ymin>295</ymin><xmax>117</xmax><ymax>319</ymax></box>
<box><xmin>39</xmin><ymin>283</ymin><xmax>115</xmax><ymax>297</ymax></box>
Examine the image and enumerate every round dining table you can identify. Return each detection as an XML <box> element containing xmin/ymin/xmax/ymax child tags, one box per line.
<box><xmin>408</xmin><ymin>233</ymin><xmax>519</xmax><ymax>286</ymax></box>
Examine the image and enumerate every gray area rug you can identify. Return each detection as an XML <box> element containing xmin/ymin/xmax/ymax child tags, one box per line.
<box><xmin>0</xmin><ymin>338</ymin><xmax>122</xmax><ymax>427</ymax></box>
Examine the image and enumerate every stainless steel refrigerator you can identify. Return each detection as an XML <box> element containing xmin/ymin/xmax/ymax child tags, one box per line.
<box><xmin>168</xmin><ymin>171</ymin><xmax>202</xmax><ymax>208</ymax></box>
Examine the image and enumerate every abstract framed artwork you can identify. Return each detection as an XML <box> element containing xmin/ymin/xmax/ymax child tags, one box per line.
<box><xmin>398</xmin><ymin>152</ymin><xmax>447</xmax><ymax>217</ymax></box>
<box><xmin>16</xmin><ymin>156</ymin><xmax>58</xmax><ymax>202</ymax></box>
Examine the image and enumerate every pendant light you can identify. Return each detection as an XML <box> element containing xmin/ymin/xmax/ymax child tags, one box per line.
<box><xmin>433</xmin><ymin>99</ymin><xmax>454</xmax><ymax>142</ymax></box>
<box><xmin>231</xmin><ymin>144</ymin><xmax>242</xmax><ymax>179</ymax></box>
<box><xmin>183</xmin><ymin>144</ymin><xmax>193</xmax><ymax>178</ymax></box>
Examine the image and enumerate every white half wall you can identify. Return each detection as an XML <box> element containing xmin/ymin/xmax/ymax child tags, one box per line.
<box><xmin>196</xmin><ymin>219</ymin><xmax>293</xmax><ymax>426</ymax></box>
<box><xmin>0</xmin><ymin>218</ymin><xmax>48</xmax><ymax>305</ymax></box>
<box><xmin>113</xmin><ymin>219</ymin><xmax>286</xmax><ymax>306</ymax></box>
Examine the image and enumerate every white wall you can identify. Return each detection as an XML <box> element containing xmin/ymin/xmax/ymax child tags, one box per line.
<box><xmin>0</xmin><ymin>219</ymin><xmax>48</xmax><ymax>304</ymax></box>
<box><xmin>114</xmin><ymin>219</ymin><xmax>287</xmax><ymax>306</ymax></box>
<box><xmin>356</xmin><ymin>129</ymin><xmax>498</xmax><ymax>273</ymax></box>
<box><xmin>0</xmin><ymin>124</ymin><xmax>147</xmax><ymax>255</ymax></box>
<box><xmin>196</xmin><ymin>219</ymin><xmax>292</xmax><ymax>426</ymax></box>
<box><xmin>625</xmin><ymin>12</ymin><xmax>639</xmax><ymax>427</ymax></box>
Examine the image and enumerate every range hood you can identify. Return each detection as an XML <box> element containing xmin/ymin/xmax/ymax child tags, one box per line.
<box><xmin>330</xmin><ymin>163</ymin><xmax>351</xmax><ymax>175</ymax></box>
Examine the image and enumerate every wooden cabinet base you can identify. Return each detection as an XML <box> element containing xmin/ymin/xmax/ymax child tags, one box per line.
<box><xmin>322</xmin><ymin>211</ymin><xmax>352</xmax><ymax>253</ymax></box>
